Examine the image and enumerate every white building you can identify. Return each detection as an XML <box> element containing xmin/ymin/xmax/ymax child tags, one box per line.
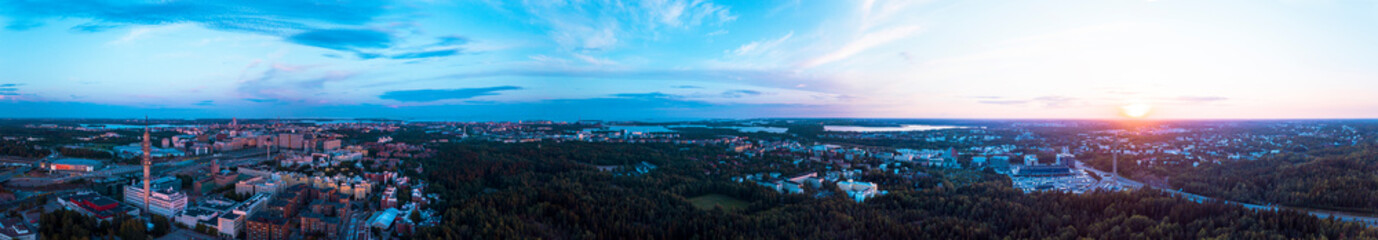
<box><xmin>175</xmin><ymin>208</ymin><xmax>219</xmax><ymax>228</ymax></box>
<box><xmin>217</xmin><ymin>212</ymin><xmax>244</xmax><ymax>239</ymax></box>
<box><xmin>123</xmin><ymin>185</ymin><xmax>188</xmax><ymax>218</ymax></box>
<box><xmin>0</xmin><ymin>218</ymin><xmax>36</xmax><ymax>240</ymax></box>
<box><xmin>234</xmin><ymin>177</ymin><xmax>279</xmax><ymax>196</ymax></box>
<box><xmin>837</xmin><ymin>180</ymin><xmax>878</xmax><ymax>203</ymax></box>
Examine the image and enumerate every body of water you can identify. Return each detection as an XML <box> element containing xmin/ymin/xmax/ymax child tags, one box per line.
<box><xmin>603</xmin><ymin>125</ymin><xmax>790</xmax><ymax>134</ymax></box>
<box><xmin>605</xmin><ymin>126</ymin><xmax>677</xmax><ymax>133</ymax></box>
<box><xmin>733</xmin><ymin>126</ymin><xmax>789</xmax><ymax>133</ymax></box>
<box><xmin>81</xmin><ymin>124</ymin><xmax>197</xmax><ymax>129</ymax></box>
<box><xmin>824</xmin><ymin>125</ymin><xmax>965</xmax><ymax>132</ymax></box>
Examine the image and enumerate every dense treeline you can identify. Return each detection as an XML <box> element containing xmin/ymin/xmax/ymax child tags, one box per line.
<box><xmin>1170</xmin><ymin>145</ymin><xmax>1378</xmax><ymax>213</ymax></box>
<box><xmin>58</xmin><ymin>147</ymin><xmax>113</xmax><ymax>160</ymax></box>
<box><xmin>38</xmin><ymin>209</ymin><xmax>172</xmax><ymax>240</ymax></box>
<box><xmin>0</xmin><ymin>140</ymin><xmax>47</xmax><ymax>158</ymax></box>
<box><xmin>411</xmin><ymin>141</ymin><xmax>1377</xmax><ymax>239</ymax></box>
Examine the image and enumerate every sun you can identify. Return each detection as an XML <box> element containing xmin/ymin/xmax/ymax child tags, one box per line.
<box><xmin>1121</xmin><ymin>103</ymin><xmax>1153</xmax><ymax>118</ymax></box>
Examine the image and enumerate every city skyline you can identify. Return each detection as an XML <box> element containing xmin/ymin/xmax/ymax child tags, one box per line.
<box><xmin>5</xmin><ymin>0</ymin><xmax>1378</xmax><ymax>120</ymax></box>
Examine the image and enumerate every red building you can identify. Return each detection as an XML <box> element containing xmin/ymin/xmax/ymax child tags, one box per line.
<box><xmin>59</xmin><ymin>193</ymin><xmax>124</xmax><ymax>221</ymax></box>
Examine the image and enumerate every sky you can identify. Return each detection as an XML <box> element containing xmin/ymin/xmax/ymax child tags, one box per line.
<box><xmin>3</xmin><ymin>0</ymin><xmax>1378</xmax><ymax>120</ymax></box>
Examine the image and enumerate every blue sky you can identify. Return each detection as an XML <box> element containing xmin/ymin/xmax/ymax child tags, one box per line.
<box><xmin>3</xmin><ymin>0</ymin><xmax>1378</xmax><ymax>120</ymax></box>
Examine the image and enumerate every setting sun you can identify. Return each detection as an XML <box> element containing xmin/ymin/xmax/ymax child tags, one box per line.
<box><xmin>1121</xmin><ymin>103</ymin><xmax>1153</xmax><ymax>118</ymax></box>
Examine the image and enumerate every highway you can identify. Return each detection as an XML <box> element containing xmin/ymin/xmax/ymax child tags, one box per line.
<box><xmin>1077</xmin><ymin>162</ymin><xmax>1378</xmax><ymax>227</ymax></box>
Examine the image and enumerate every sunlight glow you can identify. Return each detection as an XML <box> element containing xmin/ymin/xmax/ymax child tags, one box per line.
<box><xmin>1121</xmin><ymin>103</ymin><xmax>1153</xmax><ymax>118</ymax></box>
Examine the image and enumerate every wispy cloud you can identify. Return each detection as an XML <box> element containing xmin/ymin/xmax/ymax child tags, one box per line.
<box><xmin>721</xmin><ymin>90</ymin><xmax>763</xmax><ymax>98</ymax></box>
<box><xmin>286</xmin><ymin>28</ymin><xmax>392</xmax><ymax>52</ymax></box>
<box><xmin>978</xmin><ymin>100</ymin><xmax>1028</xmax><ymax>105</ymax></box>
<box><xmin>611</xmin><ymin>92</ymin><xmax>681</xmax><ymax>99</ymax></box>
<box><xmin>0</xmin><ymin>83</ymin><xmax>21</xmax><ymax>96</ymax></box>
<box><xmin>434</xmin><ymin>35</ymin><xmax>470</xmax><ymax>46</ymax></box>
<box><xmin>0</xmin><ymin>0</ymin><xmax>441</xmax><ymax>58</ymax></box>
<box><xmin>369</xmin><ymin>68</ymin><xmax>838</xmax><ymax>93</ymax></box>
<box><xmin>730</xmin><ymin>31</ymin><xmax>793</xmax><ymax>56</ymax></box>
<box><xmin>390</xmin><ymin>49</ymin><xmax>464</xmax><ymax>59</ymax></box>
<box><xmin>235</xmin><ymin>65</ymin><xmax>355</xmax><ymax>104</ymax></box>
<box><xmin>497</xmin><ymin>0</ymin><xmax>735</xmax><ymax>53</ymax></box>
<box><xmin>379</xmin><ymin>86</ymin><xmax>522</xmax><ymax>102</ymax></box>
<box><xmin>800</xmin><ymin>25</ymin><xmax>922</xmax><ymax>68</ymax></box>
<box><xmin>1174</xmin><ymin>95</ymin><xmax>1227</xmax><ymax>103</ymax></box>
<box><xmin>976</xmin><ymin>96</ymin><xmax>1079</xmax><ymax>108</ymax></box>
<box><xmin>1</xmin><ymin>0</ymin><xmax>389</xmax><ymax>33</ymax></box>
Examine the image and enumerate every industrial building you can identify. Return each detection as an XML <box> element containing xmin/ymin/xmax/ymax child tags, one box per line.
<box><xmin>45</xmin><ymin>158</ymin><xmax>104</xmax><ymax>172</ymax></box>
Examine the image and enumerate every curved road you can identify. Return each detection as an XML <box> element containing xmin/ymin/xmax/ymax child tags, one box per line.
<box><xmin>1078</xmin><ymin>162</ymin><xmax>1378</xmax><ymax>227</ymax></box>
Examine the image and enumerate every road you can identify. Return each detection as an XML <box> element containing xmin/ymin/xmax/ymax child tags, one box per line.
<box><xmin>1078</xmin><ymin>162</ymin><xmax>1378</xmax><ymax>227</ymax></box>
<box><xmin>4</xmin><ymin>148</ymin><xmax>268</xmax><ymax>187</ymax></box>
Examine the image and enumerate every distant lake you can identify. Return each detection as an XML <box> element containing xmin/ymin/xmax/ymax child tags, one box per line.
<box><xmin>606</xmin><ymin>126</ymin><xmax>676</xmax><ymax>133</ymax></box>
<box><xmin>81</xmin><ymin>124</ymin><xmax>197</xmax><ymax>129</ymax></box>
<box><xmin>603</xmin><ymin>125</ymin><xmax>789</xmax><ymax>134</ymax></box>
<box><xmin>301</xmin><ymin>119</ymin><xmax>393</xmax><ymax>124</ymax></box>
<box><xmin>732</xmin><ymin>126</ymin><xmax>788</xmax><ymax>133</ymax></box>
<box><xmin>824</xmin><ymin>125</ymin><xmax>965</xmax><ymax>132</ymax></box>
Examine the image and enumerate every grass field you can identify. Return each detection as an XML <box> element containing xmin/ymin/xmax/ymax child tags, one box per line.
<box><xmin>687</xmin><ymin>194</ymin><xmax>749</xmax><ymax>212</ymax></box>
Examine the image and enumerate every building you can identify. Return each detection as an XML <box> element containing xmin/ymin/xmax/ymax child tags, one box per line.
<box><xmin>381</xmin><ymin>187</ymin><xmax>398</xmax><ymax>209</ymax></box>
<box><xmin>990</xmin><ymin>156</ymin><xmax>1012</xmax><ymax>173</ymax></box>
<box><xmin>322</xmin><ymin>139</ymin><xmax>342</xmax><ymax>151</ymax></box>
<box><xmin>217</xmin><ymin>212</ymin><xmax>244</xmax><ymax>239</ymax></box>
<box><xmin>59</xmin><ymin>193</ymin><xmax>132</xmax><ymax>221</ymax></box>
<box><xmin>971</xmin><ymin>156</ymin><xmax>987</xmax><ymax>167</ymax></box>
<box><xmin>299</xmin><ymin>212</ymin><xmax>340</xmax><ymax>238</ymax></box>
<box><xmin>45</xmin><ymin>158</ymin><xmax>105</xmax><ymax>172</ymax></box>
<box><xmin>113</xmin><ymin>145</ymin><xmax>186</xmax><ymax>158</ymax></box>
<box><xmin>277</xmin><ymin>133</ymin><xmax>304</xmax><ymax>150</ymax></box>
<box><xmin>217</xmin><ymin>192</ymin><xmax>271</xmax><ymax>239</ymax></box>
<box><xmin>213</xmin><ymin>171</ymin><xmax>239</xmax><ymax>187</ymax></box>
<box><xmin>368</xmin><ymin>208</ymin><xmax>400</xmax><ymax>229</ymax></box>
<box><xmin>1012</xmin><ymin>165</ymin><xmax>1075</xmax><ymax>177</ymax></box>
<box><xmin>175</xmin><ymin>208</ymin><xmax>220</xmax><ymax>228</ymax></box>
<box><xmin>0</xmin><ymin>218</ymin><xmax>35</xmax><ymax>240</ymax></box>
<box><xmin>1023</xmin><ymin>154</ymin><xmax>1039</xmax><ymax>166</ymax></box>
<box><xmin>235</xmin><ymin>177</ymin><xmax>279</xmax><ymax>196</ymax></box>
<box><xmin>1056</xmin><ymin>153</ymin><xmax>1077</xmax><ymax>168</ymax></box>
<box><xmin>233</xmin><ymin>192</ymin><xmax>272</xmax><ymax>216</ymax></box>
<box><xmin>246</xmin><ymin>211</ymin><xmax>291</xmax><ymax>240</ymax></box>
<box><xmin>123</xmin><ymin>182</ymin><xmax>188</xmax><ymax>217</ymax></box>
<box><xmin>837</xmin><ymin>180</ymin><xmax>878</xmax><ymax>202</ymax></box>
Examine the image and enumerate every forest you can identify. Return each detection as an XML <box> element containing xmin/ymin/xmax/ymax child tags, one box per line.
<box><xmin>0</xmin><ymin>140</ymin><xmax>47</xmax><ymax>158</ymax></box>
<box><xmin>409</xmin><ymin>141</ymin><xmax>1376</xmax><ymax>239</ymax></box>
<box><xmin>1169</xmin><ymin>144</ymin><xmax>1378</xmax><ymax>213</ymax></box>
<box><xmin>37</xmin><ymin>209</ymin><xmax>171</xmax><ymax>240</ymax></box>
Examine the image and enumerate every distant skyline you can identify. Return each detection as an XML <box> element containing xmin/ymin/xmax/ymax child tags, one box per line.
<box><xmin>4</xmin><ymin>0</ymin><xmax>1378</xmax><ymax>120</ymax></box>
